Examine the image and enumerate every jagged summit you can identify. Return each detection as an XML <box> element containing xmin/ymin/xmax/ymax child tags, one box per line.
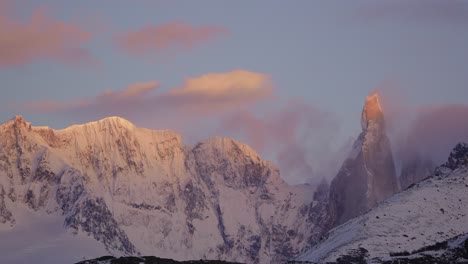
<box><xmin>0</xmin><ymin>116</ymin><xmax>273</xmax><ymax>173</ymax></box>
<box><xmin>197</xmin><ymin>136</ymin><xmax>261</xmax><ymax>161</ymax></box>
<box><xmin>13</xmin><ymin>114</ymin><xmax>25</xmax><ymax>122</ymax></box>
<box><xmin>60</xmin><ymin>116</ymin><xmax>137</xmax><ymax>132</ymax></box>
<box><xmin>1</xmin><ymin>116</ymin><xmax>267</xmax><ymax>160</ymax></box>
<box><xmin>1</xmin><ymin>115</ymin><xmax>137</xmax><ymax>133</ymax></box>
<box><xmin>0</xmin><ymin>114</ymin><xmax>29</xmax><ymax>127</ymax></box>
<box><xmin>361</xmin><ymin>92</ymin><xmax>384</xmax><ymax>131</ymax></box>
<box><xmin>329</xmin><ymin>92</ymin><xmax>398</xmax><ymax>225</ymax></box>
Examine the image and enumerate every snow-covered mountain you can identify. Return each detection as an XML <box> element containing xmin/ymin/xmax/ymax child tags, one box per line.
<box><xmin>2</xmin><ymin>93</ymin><xmax>457</xmax><ymax>264</ymax></box>
<box><xmin>328</xmin><ymin>93</ymin><xmax>399</xmax><ymax>226</ymax></box>
<box><xmin>295</xmin><ymin>142</ymin><xmax>468</xmax><ymax>263</ymax></box>
<box><xmin>0</xmin><ymin>115</ymin><xmax>330</xmax><ymax>264</ymax></box>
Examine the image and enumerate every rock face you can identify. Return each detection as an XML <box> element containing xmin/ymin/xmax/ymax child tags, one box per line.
<box><xmin>295</xmin><ymin>142</ymin><xmax>468</xmax><ymax>263</ymax></box>
<box><xmin>328</xmin><ymin>93</ymin><xmax>399</xmax><ymax>225</ymax></box>
<box><xmin>0</xmin><ymin>115</ymin><xmax>328</xmax><ymax>264</ymax></box>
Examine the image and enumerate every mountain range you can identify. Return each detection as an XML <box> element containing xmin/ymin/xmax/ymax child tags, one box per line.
<box><xmin>1</xmin><ymin>93</ymin><xmax>466</xmax><ymax>264</ymax></box>
<box><xmin>295</xmin><ymin>142</ymin><xmax>468</xmax><ymax>263</ymax></box>
<box><xmin>0</xmin><ymin>115</ymin><xmax>326</xmax><ymax>264</ymax></box>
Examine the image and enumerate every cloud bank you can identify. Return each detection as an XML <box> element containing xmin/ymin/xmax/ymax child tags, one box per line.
<box><xmin>376</xmin><ymin>87</ymin><xmax>468</xmax><ymax>171</ymax></box>
<box><xmin>394</xmin><ymin>104</ymin><xmax>468</xmax><ymax>164</ymax></box>
<box><xmin>115</xmin><ymin>21</ymin><xmax>227</xmax><ymax>57</ymax></box>
<box><xmin>18</xmin><ymin>70</ymin><xmax>272</xmax><ymax>121</ymax></box>
<box><xmin>0</xmin><ymin>4</ymin><xmax>93</xmax><ymax>67</ymax></box>
<box><xmin>218</xmin><ymin>101</ymin><xmax>350</xmax><ymax>185</ymax></box>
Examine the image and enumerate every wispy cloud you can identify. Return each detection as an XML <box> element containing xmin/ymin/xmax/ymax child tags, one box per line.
<box><xmin>394</xmin><ymin>104</ymin><xmax>468</xmax><ymax>164</ymax></box>
<box><xmin>218</xmin><ymin>101</ymin><xmax>349</xmax><ymax>185</ymax></box>
<box><xmin>115</xmin><ymin>21</ymin><xmax>227</xmax><ymax>57</ymax></box>
<box><xmin>170</xmin><ymin>70</ymin><xmax>272</xmax><ymax>101</ymax></box>
<box><xmin>371</xmin><ymin>85</ymin><xmax>468</xmax><ymax>171</ymax></box>
<box><xmin>17</xmin><ymin>70</ymin><xmax>272</xmax><ymax>121</ymax></box>
<box><xmin>23</xmin><ymin>81</ymin><xmax>160</xmax><ymax>112</ymax></box>
<box><xmin>0</xmin><ymin>4</ymin><xmax>94</xmax><ymax>67</ymax></box>
<box><xmin>97</xmin><ymin>81</ymin><xmax>160</xmax><ymax>102</ymax></box>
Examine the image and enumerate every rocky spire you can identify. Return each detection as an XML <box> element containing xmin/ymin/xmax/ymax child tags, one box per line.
<box><xmin>328</xmin><ymin>93</ymin><xmax>398</xmax><ymax>225</ymax></box>
<box><xmin>361</xmin><ymin>93</ymin><xmax>384</xmax><ymax>131</ymax></box>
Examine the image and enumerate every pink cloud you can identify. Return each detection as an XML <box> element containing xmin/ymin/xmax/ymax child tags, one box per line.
<box><xmin>394</xmin><ymin>104</ymin><xmax>468</xmax><ymax>164</ymax></box>
<box><xmin>22</xmin><ymin>81</ymin><xmax>159</xmax><ymax>112</ymax></box>
<box><xmin>97</xmin><ymin>81</ymin><xmax>160</xmax><ymax>102</ymax></box>
<box><xmin>17</xmin><ymin>70</ymin><xmax>270</xmax><ymax>123</ymax></box>
<box><xmin>115</xmin><ymin>21</ymin><xmax>227</xmax><ymax>57</ymax></box>
<box><xmin>217</xmin><ymin>101</ymin><xmax>349</xmax><ymax>185</ymax></box>
<box><xmin>170</xmin><ymin>70</ymin><xmax>273</xmax><ymax>102</ymax></box>
<box><xmin>23</xmin><ymin>101</ymin><xmax>68</xmax><ymax>112</ymax></box>
<box><xmin>371</xmin><ymin>86</ymin><xmax>468</xmax><ymax>168</ymax></box>
<box><xmin>0</xmin><ymin>5</ymin><xmax>94</xmax><ymax>67</ymax></box>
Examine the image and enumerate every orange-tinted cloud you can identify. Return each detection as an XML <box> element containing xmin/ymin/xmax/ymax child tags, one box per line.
<box><xmin>115</xmin><ymin>21</ymin><xmax>227</xmax><ymax>57</ymax></box>
<box><xmin>18</xmin><ymin>70</ymin><xmax>270</xmax><ymax>122</ymax></box>
<box><xmin>0</xmin><ymin>5</ymin><xmax>93</xmax><ymax>67</ymax></box>
<box><xmin>97</xmin><ymin>81</ymin><xmax>159</xmax><ymax>102</ymax></box>
<box><xmin>171</xmin><ymin>70</ymin><xmax>272</xmax><ymax>100</ymax></box>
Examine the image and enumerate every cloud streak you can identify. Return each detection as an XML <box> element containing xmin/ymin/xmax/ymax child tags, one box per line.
<box><xmin>371</xmin><ymin>86</ymin><xmax>468</xmax><ymax>174</ymax></box>
<box><xmin>115</xmin><ymin>21</ymin><xmax>227</xmax><ymax>57</ymax></box>
<box><xmin>171</xmin><ymin>70</ymin><xmax>272</xmax><ymax>101</ymax></box>
<box><xmin>17</xmin><ymin>70</ymin><xmax>272</xmax><ymax>122</ymax></box>
<box><xmin>0</xmin><ymin>4</ymin><xmax>93</xmax><ymax>67</ymax></box>
<box><xmin>22</xmin><ymin>81</ymin><xmax>160</xmax><ymax>112</ymax></box>
<box><xmin>395</xmin><ymin>104</ymin><xmax>468</xmax><ymax>164</ymax></box>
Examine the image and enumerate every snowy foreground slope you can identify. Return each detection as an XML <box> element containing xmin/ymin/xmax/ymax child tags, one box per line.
<box><xmin>295</xmin><ymin>143</ymin><xmax>468</xmax><ymax>263</ymax></box>
<box><xmin>0</xmin><ymin>116</ymin><xmax>329</xmax><ymax>264</ymax></box>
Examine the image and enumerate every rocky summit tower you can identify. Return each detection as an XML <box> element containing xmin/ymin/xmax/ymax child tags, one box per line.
<box><xmin>328</xmin><ymin>93</ymin><xmax>399</xmax><ymax>225</ymax></box>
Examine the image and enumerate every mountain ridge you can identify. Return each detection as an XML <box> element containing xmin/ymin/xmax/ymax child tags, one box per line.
<box><xmin>328</xmin><ymin>93</ymin><xmax>398</xmax><ymax>226</ymax></box>
<box><xmin>0</xmin><ymin>114</ymin><xmax>324</xmax><ymax>264</ymax></box>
